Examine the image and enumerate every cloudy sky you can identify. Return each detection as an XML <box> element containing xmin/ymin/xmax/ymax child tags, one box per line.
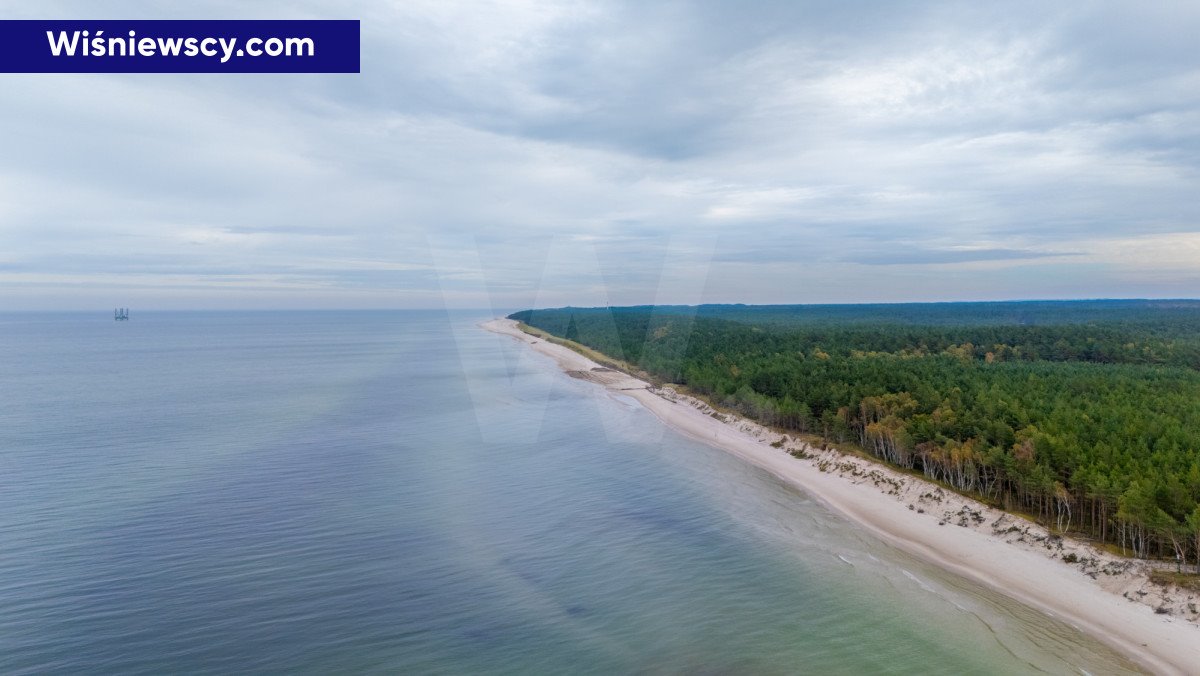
<box><xmin>3</xmin><ymin>1</ymin><xmax>1200</xmax><ymax>310</ymax></box>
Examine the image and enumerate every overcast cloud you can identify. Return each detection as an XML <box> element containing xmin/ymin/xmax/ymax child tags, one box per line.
<box><xmin>2</xmin><ymin>1</ymin><xmax>1199</xmax><ymax>310</ymax></box>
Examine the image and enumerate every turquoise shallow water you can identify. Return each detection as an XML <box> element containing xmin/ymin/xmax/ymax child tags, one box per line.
<box><xmin>0</xmin><ymin>311</ymin><xmax>1141</xmax><ymax>674</ymax></box>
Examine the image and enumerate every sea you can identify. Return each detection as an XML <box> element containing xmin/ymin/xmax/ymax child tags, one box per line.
<box><xmin>0</xmin><ymin>310</ymin><xmax>1143</xmax><ymax>674</ymax></box>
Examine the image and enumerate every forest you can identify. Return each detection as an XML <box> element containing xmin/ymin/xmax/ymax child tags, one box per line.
<box><xmin>509</xmin><ymin>300</ymin><xmax>1200</xmax><ymax>568</ymax></box>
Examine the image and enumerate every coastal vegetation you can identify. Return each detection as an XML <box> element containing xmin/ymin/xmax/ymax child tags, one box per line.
<box><xmin>509</xmin><ymin>300</ymin><xmax>1200</xmax><ymax>569</ymax></box>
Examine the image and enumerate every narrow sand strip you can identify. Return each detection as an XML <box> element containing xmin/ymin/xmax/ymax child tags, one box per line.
<box><xmin>484</xmin><ymin>317</ymin><xmax>1200</xmax><ymax>676</ymax></box>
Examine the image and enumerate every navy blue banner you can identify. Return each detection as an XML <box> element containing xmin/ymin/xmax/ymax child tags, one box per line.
<box><xmin>0</xmin><ymin>20</ymin><xmax>359</xmax><ymax>73</ymax></box>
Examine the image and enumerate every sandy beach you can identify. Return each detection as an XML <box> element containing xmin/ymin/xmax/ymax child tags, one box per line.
<box><xmin>484</xmin><ymin>317</ymin><xmax>1200</xmax><ymax>676</ymax></box>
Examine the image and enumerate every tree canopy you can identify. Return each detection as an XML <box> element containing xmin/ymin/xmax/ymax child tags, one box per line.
<box><xmin>511</xmin><ymin>300</ymin><xmax>1200</xmax><ymax>567</ymax></box>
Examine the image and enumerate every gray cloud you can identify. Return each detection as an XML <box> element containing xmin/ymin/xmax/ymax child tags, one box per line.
<box><xmin>2</xmin><ymin>1</ymin><xmax>1200</xmax><ymax>309</ymax></box>
<box><xmin>845</xmin><ymin>247</ymin><xmax>1076</xmax><ymax>267</ymax></box>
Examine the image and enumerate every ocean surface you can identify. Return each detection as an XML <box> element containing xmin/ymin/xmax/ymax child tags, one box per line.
<box><xmin>0</xmin><ymin>311</ymin><xmax>1143</xmax><ymax>674</ymax></box>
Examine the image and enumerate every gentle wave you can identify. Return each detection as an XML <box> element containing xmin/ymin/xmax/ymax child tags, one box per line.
<box><xmin>0</xmin><ymin>311</ymin><xmax>1144</xmax><ymax>675</ymax></box>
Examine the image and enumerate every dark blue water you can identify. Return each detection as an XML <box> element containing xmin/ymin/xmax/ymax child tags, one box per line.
<box><xmin>0</xmin><ymin>311</ymin><xmax>1140</xmax><ymax>674</ymax></box>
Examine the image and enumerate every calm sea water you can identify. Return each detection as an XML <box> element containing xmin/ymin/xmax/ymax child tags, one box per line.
<box><xmin>0</xmin><ymin>311</ymin><xmax>1142</xmax><ymax>674</ymax></box>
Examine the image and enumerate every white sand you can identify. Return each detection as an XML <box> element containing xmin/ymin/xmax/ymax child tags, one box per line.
<box><xmin>484</xmin><ymin>318</ymin><xmax>1200</xmax><ymax>675</ymax></box>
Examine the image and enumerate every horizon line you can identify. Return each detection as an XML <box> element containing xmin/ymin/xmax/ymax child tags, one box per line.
<box><xmin>7</xmin><ymin>296</ymin><xmax>1200</xmax><ymax>313</ymax></box>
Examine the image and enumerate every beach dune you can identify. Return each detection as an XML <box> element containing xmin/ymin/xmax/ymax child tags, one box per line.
<box><xmin>484</xmin><ymin>317</ymin><xmax>1200</xmax><ymax>676</ymax></box>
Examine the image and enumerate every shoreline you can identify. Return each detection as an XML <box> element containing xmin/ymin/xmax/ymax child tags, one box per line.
<box><xmin>483</xmin><ymin>317</ymin><xmax>1200</xmax><ymax>676</ymax></box>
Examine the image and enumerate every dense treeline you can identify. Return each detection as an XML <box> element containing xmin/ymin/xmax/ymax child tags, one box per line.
<box><xmin>510</xmin><ymin>301</ymin><xmax>1200</xmax><ymax>568</ymax></box>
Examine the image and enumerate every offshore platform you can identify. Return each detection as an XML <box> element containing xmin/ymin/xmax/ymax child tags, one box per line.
<box><xmin>114</xmin><ymin>308</ymin><xmax>130</xmax><ymax>321</ymax></box>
